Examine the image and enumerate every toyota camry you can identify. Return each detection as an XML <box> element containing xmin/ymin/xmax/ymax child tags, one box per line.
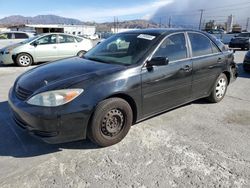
<box><xmin>8</xmin><ymin>29</ymin><xmax>238</xmax><ymax>147</ymax></box>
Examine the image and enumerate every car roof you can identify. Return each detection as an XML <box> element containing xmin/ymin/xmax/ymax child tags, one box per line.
<box><xmin>121</xmin><ymin>28</ymin><xmax>204</xmax><ymax>36</ymax></box>
<box><xmin>1</xmin><ymin>31</ymin><xmax>32</xmax><ymax>34</ymax></box>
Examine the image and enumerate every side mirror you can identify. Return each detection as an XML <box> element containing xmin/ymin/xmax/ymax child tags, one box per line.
<box><xmin>147</xmin><ymin>57</ymin><xmax>169</xmax><ymax>67</ymax></box>
<box><xmin>32</xmin><ymin>41</ymin><xmax>39</xmax><ymax>47</ymax></box>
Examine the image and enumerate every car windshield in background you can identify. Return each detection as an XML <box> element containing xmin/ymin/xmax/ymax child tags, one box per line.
<box><xmin>20</xmin><ymin>36</ymin><xmax>40</xmax><ymax>44</ymax></box>
<box><xmin>84</xmin><ymin>33</ymin><xmax>159</xmax><ymax>65</ymax></box>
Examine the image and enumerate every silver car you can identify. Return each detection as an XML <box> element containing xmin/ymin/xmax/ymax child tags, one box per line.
<box><xmin>0</xmin><ymin>33</ymin><xmax>93</xmax><ymax>67</ymax></box>
<box><xmin>0</xmin><ymin>31</ymin><xmax>35</xmax><ymax>49</ymax></box>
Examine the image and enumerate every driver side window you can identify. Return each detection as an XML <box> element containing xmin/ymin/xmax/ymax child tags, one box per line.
<box><xmin>36</xmin><ymin>34</ymin><xmax>57</xmax><ymax>45</ymax></box>
<box><xmin>153</xmin><ymin>33</ymin><xmax>188</xmax><ymax>62</ymax></box>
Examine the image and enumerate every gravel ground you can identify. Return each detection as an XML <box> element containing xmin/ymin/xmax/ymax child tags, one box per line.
<box><xmin>0</xmin><ymin>51</ymin><xmax>250</xmax><ymax>188</ymax></box>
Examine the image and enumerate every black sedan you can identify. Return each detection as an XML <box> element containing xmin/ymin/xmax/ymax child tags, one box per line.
<box><xmin>8</xmin><ymin>29</ymin><xmax>238</xmax><ymax>147</ymax></box>
<box><xmin>229</xmin><ymin>32</ymin><xmax>250</xmax><ymax>50</ymax></box>
<box><xmin>243</xmin><ymin>51</ymin><xmax>250</xmax><ymax>71</ymax></box>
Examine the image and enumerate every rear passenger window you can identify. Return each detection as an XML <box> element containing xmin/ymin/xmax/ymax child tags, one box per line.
<box><xmin>0</xmin><ymin>33</ymin><xmax>12</xmax><ymax>39</ymax></box>
<box><xmin>153</xmin><ymin>33</ymin><xmax>187</xmax><ymax>62</ymax></box>
<box><xmin>75</xmin><ymin>37</ymin><xmax>83</xmax><ymax>42</ymax></box>
<box><xmin>14</xmin><ymin>33</ymin><xmax>29</xmax><ymax>39</ymax></box>
<box><xmin>188</xmin><ymin>33</ymin><xmax>213</xmax><ymax>57</ymax></box>
<box><xmin>58</xmin><ymin>35</ymin><xmax>75</xmax><ymax>43</ymax></box>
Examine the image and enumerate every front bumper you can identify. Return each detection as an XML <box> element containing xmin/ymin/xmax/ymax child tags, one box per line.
<box><xmin>8</xmin><ymin>87</ymin><xmax>90</xmax><ymax>144</ymax></box>
<box><xmin>0</xmin><ymin>53</ymin><xmax>14</xmax><ymax>65</ymax></box>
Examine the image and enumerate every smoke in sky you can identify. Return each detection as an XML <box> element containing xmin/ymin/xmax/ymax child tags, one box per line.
<box><xmin>151</xmin><ymin>0</ymin><xmax>250</xmax><ymax>30</ymax></box>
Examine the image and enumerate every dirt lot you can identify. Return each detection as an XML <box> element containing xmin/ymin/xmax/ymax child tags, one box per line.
<box><xmin>0</xmin><ymin>51</ymin><xmax>250</xmax><ymax>188</ymax></box>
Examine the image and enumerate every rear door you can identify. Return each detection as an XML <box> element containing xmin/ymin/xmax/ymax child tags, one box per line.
<box><xmin>57</xmin><ymin>34</ymin><xmax>78</xmax><ymax>59</ymax></box>
<box><xmin>142</xmin><ymin>32</ymin><xmax>193</xmax><ymax>117</ymax></box>
<box><xmin>34</xmin><ymin>34</ymin><xmax>58</xmax><ymax>62</ymax></box>
<box><xmin>187</xmin><ymin>32</ymin><xmax>225</xmax><ymax>99</ymax></box>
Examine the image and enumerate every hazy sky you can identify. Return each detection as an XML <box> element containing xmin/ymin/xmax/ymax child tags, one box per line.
<box><xmin>0</xmin><ymin>0</ymin><xmax>249</xmax><ymax>27</ymax></box>
<box><xmin>152</xmin><ymin>0</ymin><xmax>250</xmax><ymax>29</ymax></box>
<box><xmin>0</xmin><ymin>0</ymin><xmax>172</xmax><ymax>22</ymax></box>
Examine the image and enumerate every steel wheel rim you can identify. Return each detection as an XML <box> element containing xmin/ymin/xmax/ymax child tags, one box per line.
<box><xmin>19</xmin><ymin>55</ymin><xmax>31</xmax><ymax>66</ymax></box>
<box><xmin>101</xmin><ymin>109</ymin><xmax>125</xmax><ymax>138</ymax></box>
<box><xmin>215</xmin><ymin>78</ymin><xmax>227</xmax><ymax>99</ymax></box>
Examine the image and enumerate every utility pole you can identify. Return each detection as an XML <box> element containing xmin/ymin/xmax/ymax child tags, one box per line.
<box><xmin>199</xmin><ymin>9</ymin><xmax>205</xmax><ymax>30</ymax></box>
<box><xmin>168</xmin><ymin>16</ymin><xmax>172</xmax><ymax>28</ymax></box>
<box><xmin>246</xmin><ymin>17</ymin><xmax>250</xmax><ymax>31</ymax></box>
<box><xmin>159</xmin><ymin>17</ymin><xmax>162</xmax><ymax>28</ymax></box>
<box><xmin>113</xmin><ymin>17</ymin><xmax>116</xmax><ymax>33</ymax></box>
<box><xmin>116</xmin><ymin>17</ymin><xmax>119</xmax><ymax>33</ymax></box>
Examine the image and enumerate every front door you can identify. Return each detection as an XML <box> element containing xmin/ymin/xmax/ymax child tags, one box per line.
<box><xmin>34</xmin><ymin>34</ymin><xmax>58</xmax><ymax>62</ymax></box>
<box><xmin>142</xmin><ymin>32</ymin><xmax>193</xmax><ymax>117</ymax></box>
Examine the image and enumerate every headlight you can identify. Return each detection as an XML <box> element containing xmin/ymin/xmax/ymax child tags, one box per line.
<box><xmin>4</xmin><ymin>48</ymin><xmax>12</xmax><ymax>54</ymax></box>
<box><xmin>27</xmin><ymin>89</ymin><xmax>83</xmax><ymax>107</ymax></box>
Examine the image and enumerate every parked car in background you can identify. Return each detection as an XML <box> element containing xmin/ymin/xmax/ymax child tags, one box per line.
<box><xmin>8</xmin><ymin>29</ymin><xmax>238</xmax><ymax>147</ymax></box>
<box><xmin>243</xmin><ymin>51</ymin><xmax>250</xmax><ymax>72</ymax></box>
<box><xmin>0</xmin><ymin>31</ymin><xmax>35</xmax><ymax>49</ymax></box>
<box><xmin>0</xmin><ymin>33</ymin><xmax>93</xmax><ymax>67</ymax></box>
<box><xmin>229</xmin><ymin>32</ymin><xmax>250</xmax><ymax>50</ymax></box>
<box><xmin>206</xmin><ymin>29</ymin><xmax>225</xmax><ymax>35</ymax></box>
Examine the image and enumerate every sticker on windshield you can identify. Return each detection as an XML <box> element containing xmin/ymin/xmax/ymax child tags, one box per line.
<box><xmin>137</xmin><ymin>34</ymin><xmax>156</xmax><ymax>40</ymax></box>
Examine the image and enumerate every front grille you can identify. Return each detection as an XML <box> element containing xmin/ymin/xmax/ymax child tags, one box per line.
<box><xmin>15</xmin><ymin>85</ymin><xmax>33</xmax><ymax>101</ymax></box>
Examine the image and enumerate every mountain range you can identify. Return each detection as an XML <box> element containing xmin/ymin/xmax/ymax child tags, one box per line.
<box><xmin>0</xmin><ymin>15</ymin><xmax>83</xmax><ymax>25</ymax></box>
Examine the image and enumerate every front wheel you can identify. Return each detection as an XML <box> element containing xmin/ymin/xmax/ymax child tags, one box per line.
<box><xmin>16</xmin><ymin>53</ymin><xmax>33</xmax><ymax>67</ymax></box>
<box><xmin>88</xmin><ymin>98</ymin><xmax>133</xmax><ymax>147</ymax></box>
<box><xmin>207</xmin><ymin>73</ymin><xmax>228</xmax><ymax>103</ymax></box>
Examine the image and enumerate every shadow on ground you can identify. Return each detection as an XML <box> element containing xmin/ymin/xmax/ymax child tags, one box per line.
<box><xmin>237</xmin><ymin>63</ymin><xmax>250</xmax><ymax>79</ymax></box>
<box><xmin>0</xmin><ymin>101</ymin><xmax>98</xmax><ymax>158</ymax></box>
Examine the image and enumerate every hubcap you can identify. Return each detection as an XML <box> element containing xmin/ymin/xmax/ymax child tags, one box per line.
<box><xmin>19</xmin><ymin>55</ymin><xmax>31</xmax><ymax>66</ymax></box>
<box><xmin>216</xmin><ymin>78</ymin><xmax>227</xmax><ymax>99</ymax></box>
<box><xmin>101</xmin><ymin>109</ymin><xmax>124</xmax><ymax>137</ymax></box>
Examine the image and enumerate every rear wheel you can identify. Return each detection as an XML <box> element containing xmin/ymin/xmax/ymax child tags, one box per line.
<box><xmin>207</xmin><ymin>73</ymin><xmax>228</xmax><ymax>103</ymax></box>
<box><xmin>88</xmin><ymin>98</ymin><xmax>132</xmax><ymax>147</ymax></box>
<box><xmin>16</xmin><ymin>53</ymin><xmax>33</xmax><ymax>67</ymax></box>
<box><xmin>77</xmin><ymin>50</ymin><xmax>86</xmax><ymax>57</ymax></box>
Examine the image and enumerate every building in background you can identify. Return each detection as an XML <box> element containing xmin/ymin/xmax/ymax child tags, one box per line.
<box><xmin>0</xmin><ymin>27</ymin><xmax>10</xmax><ymax>32</ymax></box>
<box><xmin>8</xmin><ymin>24</ymin><xmax>96</xmax><ymax>36</ymax></box>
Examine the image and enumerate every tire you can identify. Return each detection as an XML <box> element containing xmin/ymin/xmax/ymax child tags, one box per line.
<box><xmin>207</xmin><ymin>73</ymin><xmax>228</xmax><ymax>103</ymax></box>
<box><xmin>16</xmin><ymin>53</ymin><xmax>33</xmax><ymax>67</ymax></box>
<box><xmin>77</xmin><ymin>50</ymin><xmax>86</xmax><ymax>57</ymax></box>
<box><xmin>88</xmin><ymin>98</ymin><xmax>133</xmax><ymax>147</ymax></box>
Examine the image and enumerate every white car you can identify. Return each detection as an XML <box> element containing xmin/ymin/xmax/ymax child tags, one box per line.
<box><xmin>0</xmin><ymin>31</ymin><xmax>35</xmax><ymax>49</ymax></box>
<box><xmin>0</xmin><ymin>33</ymin><xmax>93</xmax><ymax>67</ymax></box>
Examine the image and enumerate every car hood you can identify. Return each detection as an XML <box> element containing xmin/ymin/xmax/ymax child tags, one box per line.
<box><xmin>1</xmin><ymin>42</ymin><xmax>24</xmax><ymax>51</ymax></box>
<box><xmin>16</xmin><ymin>57</ymin><xmax>125</xmax><ymax>93</ymax></box>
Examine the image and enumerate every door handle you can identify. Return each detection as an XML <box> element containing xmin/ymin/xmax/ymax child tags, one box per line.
<box><xmin>180</xmin><ymin>65</ymin><xmax>192</xmax><ymax>72</ymax></box>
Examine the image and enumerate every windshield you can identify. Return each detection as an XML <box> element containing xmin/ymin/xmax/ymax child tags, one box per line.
<box><xmin>238</xmin><ymin>33</ymin><xmax>250</xmax><ymax>37</ymax></box>
<box><xmin>20</xmin><ymin>35</ymin><xmax>41</xmax><ymax>44</ymax></box>
<box><xmin>84</xmin><ymin>33</ymin><xmax>159</xmax><ymax>65</ymax></box>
